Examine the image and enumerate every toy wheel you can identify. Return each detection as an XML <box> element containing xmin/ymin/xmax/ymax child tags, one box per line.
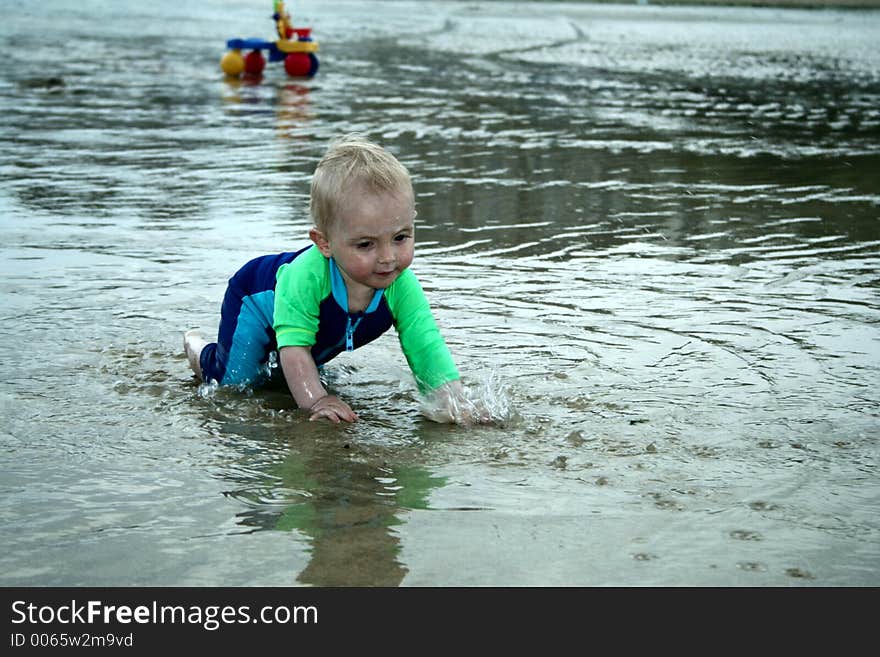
<box><xmin>284</xmin><ymin>52</ymin><xmax>319</xmax><ymax>78</ymax></box>
<box><xmin>220</xmin><ymin>50</ymin><xmax>244</xmax><ymax>76</ymax></box>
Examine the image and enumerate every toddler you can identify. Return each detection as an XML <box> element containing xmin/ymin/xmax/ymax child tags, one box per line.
<box><xmin>185</xmin><ymin>134</ymin><xmax>471</xmax><ymax>423</ymax></box>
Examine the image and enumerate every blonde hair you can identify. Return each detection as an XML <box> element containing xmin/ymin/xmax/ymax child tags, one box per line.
<box><xmin>310</xmin><ymin>133</ymin><xmax>414</xmax><ymax>233</ymax></box>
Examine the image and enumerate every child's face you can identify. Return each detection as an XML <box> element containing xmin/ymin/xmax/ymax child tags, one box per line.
<box><xmin>315</xmin><ymin>184</ymin><xmax>416</xmax><ymax>294</ymax></box>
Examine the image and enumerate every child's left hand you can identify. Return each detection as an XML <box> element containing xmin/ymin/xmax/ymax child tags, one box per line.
<box><xmin>421</xmin><ymin>380</ymin><xmax>492</xmax><ymax>426</ymax></box>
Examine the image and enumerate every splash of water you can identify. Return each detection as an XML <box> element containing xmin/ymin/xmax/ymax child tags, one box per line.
<box><xmin>420</xmin><ymin>370</ymin><xmax>516</xmax><ymax>427</ymax></box>
<box><xmin>197</xmin><ymin>351</ymin><xmax>281</xmax><ymax>400</ymax></box>
<box><xmin>197</xmin><ymin>379</ymin><xmax>220</xmax><ymax>398</ymax></box>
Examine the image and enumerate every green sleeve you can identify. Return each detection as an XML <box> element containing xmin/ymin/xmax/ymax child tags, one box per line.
<box><xmin>273</xmin><ymin>246</ymin><xmax>330</xmax><ymax>349</ymax></box>
<box><xmin>384</xmin><ymin>269</ymin><xmax>460</xmax><ymax>393</ymax></box>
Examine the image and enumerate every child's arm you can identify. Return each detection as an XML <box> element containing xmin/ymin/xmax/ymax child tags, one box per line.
<box><xmin>273</xmin><ymin>251</ymin><xmax>357</xmax><ymax>423</ymax></box>
<box><xmin>384</xmin><ymin>270</ymin><xmax>494</xmax><ymax>424</ymax></box>
<box><xmin>279</xmin><ymin>346</ymin><xmax>358</xmax><ymax>423</ymax></box>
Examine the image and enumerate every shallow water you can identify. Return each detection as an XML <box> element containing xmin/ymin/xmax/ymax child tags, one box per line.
<box><xmin>1</xmin><ymin>0</ymin><xmax>878</xmax><ymax>586</ymax></box>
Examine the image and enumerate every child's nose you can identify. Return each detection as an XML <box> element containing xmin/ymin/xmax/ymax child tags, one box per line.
<box><xmin>377</xmin><ymin>243</ymin><xmax>394</xmax><ymax>263</ymax></box>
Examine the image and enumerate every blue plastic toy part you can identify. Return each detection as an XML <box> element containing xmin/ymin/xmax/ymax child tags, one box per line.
<box><xmin>226</xmin><ymin>38</ymin><xmax>273</xmax><ymax>51</ymax></box>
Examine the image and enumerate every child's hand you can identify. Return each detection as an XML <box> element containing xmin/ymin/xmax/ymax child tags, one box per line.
<box><xmin>421</xmin><ymin>380</ymin><xmax>491</xmax><ymax>426</ymax></box>
<box><xmin>308</xmin><ymin>395</ymin><xmax>359</xmax><ymax>423</ymax></box>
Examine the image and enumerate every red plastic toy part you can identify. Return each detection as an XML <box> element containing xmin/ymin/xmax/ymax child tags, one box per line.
<box><xmin>244</xmin><ymin>50</ymin><xmax>266</xmax><ymax>76</ymax></box>
<box><xmin>284</xmin><ymin>53</ymin><xmax>312</xmax><ymax>77</ymax></box>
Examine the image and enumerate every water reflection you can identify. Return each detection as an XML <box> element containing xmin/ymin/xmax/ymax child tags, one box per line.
<box><xmin>276</xmin><ymin>83</ymin><xmax>316</xmax><ymax>137</ymax></box>
<box><xmin>201</xmin><ymin>388</ymin><xmax>447</xmax><ymax>586</ymax></box>
<box><xmin>275</xmin><ymin>455</ymin><xmax>444</xmax><ymax>587</ymax></box>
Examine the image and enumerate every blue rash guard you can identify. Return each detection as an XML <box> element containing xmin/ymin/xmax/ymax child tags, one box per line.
<box><xmin>199</xmin><ymin>244</ymin><xmax>460</xmax><ymax>394</ymax></box>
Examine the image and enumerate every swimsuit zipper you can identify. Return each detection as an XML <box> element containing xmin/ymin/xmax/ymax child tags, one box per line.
<box><xmin>345</xmin><ymin>315</ymin><xmax>363</xmax><ymax>352</ymax></box>
<box><xmin>315</xmin><ymin>314</ymin><xmax>364</xmax><ymax>363</ymax></box>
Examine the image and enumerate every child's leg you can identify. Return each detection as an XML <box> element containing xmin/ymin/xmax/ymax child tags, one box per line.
<box><xmin>198</xmin><ymin>289</ymin><xmax>276</xmax><ymax>386</ymax></box>
<box><xmin>186</xmin><ymin>250</ymin><xmax>302</xmax><ymax>386</ymax></box>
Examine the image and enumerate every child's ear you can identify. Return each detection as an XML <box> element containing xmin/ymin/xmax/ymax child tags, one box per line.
<box><xmin>309</xmin><ymin>227</ymin><xmax>332</xmax><ymax>258</ymax></box>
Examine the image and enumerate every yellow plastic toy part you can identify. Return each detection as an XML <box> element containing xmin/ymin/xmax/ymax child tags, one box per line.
<box><xmin>275</xmin><ymin>0</ymin><xmax>292</xmax><ymax>40</ymax></box>
<box><xmin>275</xmin><ymin>39</ymin><xmax>319</xmax><ymax>54</ymax></box>
<box><xmin>220</xmin><ymin>49</ymin><xmax>245</xmax><ymax>76</ymax></box>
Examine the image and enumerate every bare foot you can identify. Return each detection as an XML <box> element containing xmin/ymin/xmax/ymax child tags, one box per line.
<box><xmin>183</xmin><ymin>329</ymin><xmax>207</xmax><ymax>379</ymax></box>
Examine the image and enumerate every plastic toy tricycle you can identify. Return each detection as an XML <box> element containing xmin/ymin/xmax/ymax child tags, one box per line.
<box><xmin>220</xmin><ymin>1</ymin><xmax>319</xmax><ymax>78</ymax></box>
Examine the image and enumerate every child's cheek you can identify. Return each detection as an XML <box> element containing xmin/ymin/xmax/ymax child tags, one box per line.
<box><xmin>402</xmin><ymin>246</ymin><xmax>415</xmax><ymax>269</ymax></box>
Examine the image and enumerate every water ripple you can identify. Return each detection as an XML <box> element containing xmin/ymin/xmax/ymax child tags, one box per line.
<box><xmin>1</xmin><ymin>0</ymin><xmax>878</xmax><ymax>586</ymax></box>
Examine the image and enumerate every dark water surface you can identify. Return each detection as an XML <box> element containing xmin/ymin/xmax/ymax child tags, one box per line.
<box><xmin>1</xmin><ymin>1</ymin><xmax>878</xmax><ymax>585</ymax></box>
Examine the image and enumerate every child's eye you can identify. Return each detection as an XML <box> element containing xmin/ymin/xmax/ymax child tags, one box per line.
<box><xmin>394</xmin><ymin>234</ymin><xmax>411</xmax><ymax>242</ymax></box>
<box><xmin>356</xmin><ymin>241</ymin><xmax>372</xmax><ymax>249</ymax></box>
